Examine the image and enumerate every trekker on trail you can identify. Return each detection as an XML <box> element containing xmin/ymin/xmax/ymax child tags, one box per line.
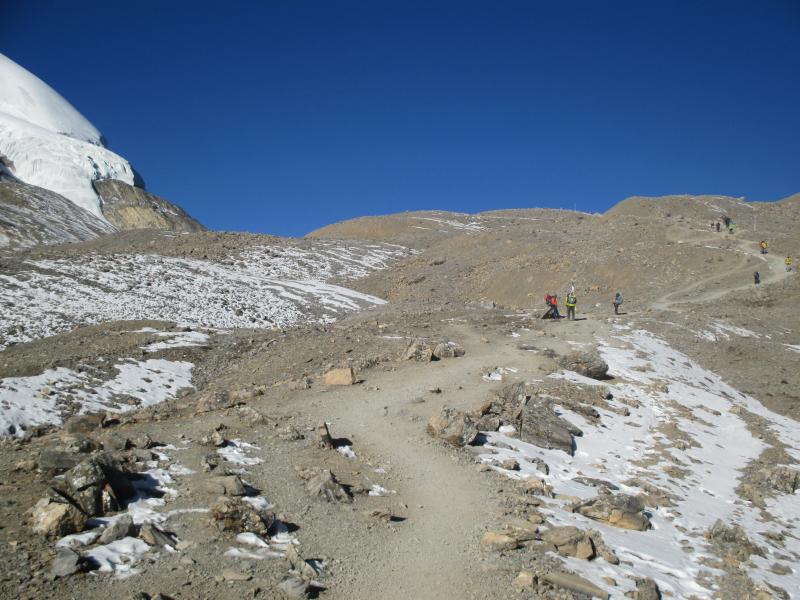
<box><xmin>612</xmin><ymin>292</ymin><xmax>623</xmax><ymax>315</ymax></box>
<box><xmin>715</xmin><ymin>222</ymin><xmax>721</xmax><ymax>232</ymax></box>
<box><xmin>550</xmin><ymin>293</ymin><xmax>561</xmax><ymax>319</ymax></box>
<box><xmin>759</xmin><ymin>241</ymin><xmax>768</xmax><ymax>254</ymax></box>
<box><xmin>728</xmin><ymin>222</ymin><xmax>735</xmax><ymax>234</ymax></box>
<box><xmin>542</xmin><ymin>292</ymin><xmax>561</xmax><ymax>319</ymax></box>
<box><xmin>566</xmin><ymin>291</ymin><xmax>577</xmax><ymax>320</ymax></box>
<box><xmin>723</xmin><ymin>216</ymin><xmax>731</xmax><ymax>228</ymax></box>
<box><xmin>754</xmin><ymin>271</ymin><xmax>760</xmax><ymax>285</ymax></box>
<box><xmin>786</xmin><ymin>256</ymin><xmax>793</xmax><ymax>272</ymax></box>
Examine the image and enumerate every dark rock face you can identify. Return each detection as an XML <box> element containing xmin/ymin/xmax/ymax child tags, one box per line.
<box><xmin>93</xmin><ymin>179</ymin><xmax>205</xmax><ymax>233</ymax></box>
<box><xmin>475</xmin><ymin>382</ymin><xmax>582</xmax><ymax>454</ymax></box>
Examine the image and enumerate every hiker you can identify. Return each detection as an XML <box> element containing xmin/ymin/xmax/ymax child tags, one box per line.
<box><xmin>612</xmin><ymin>292</ymin><xmax>623</xmax><ymax>315</ymax></box>
<box><xmin>543</xmin><ymin>293</ymin><xmax>555</xmax><ymax>319</ymax></box>
<box><xmin>715</xmin><ymin>221</ymin><xmax>721</xmax><ymax>232</ymax></box>
<box><xmin>566</xmin><ymin>290</ymin><xmax>577</xmax><ymax>320</ymax></box>
<box><xmin>550</xmin><ymin>293</ymin><xmax>561</xmax><ymax>319</ymax></box>
<box><xmin>786</xmin><ymin>256</ymin><xmax>793</xmax><ymax>272</ymax></box>
<box><xmin>759</xmin><ymin>240</ymin><xmax>768</xmax><ymax>254</ymax></box>
<box><xmin>754</xmin><ymin>271</ymin><xmax>760</xmax><ymax>285</ymax></box>
<box><xmin>723</xmin><ymin>216</ymin><xmax>731</xmax><ymax>228</ymax></box>
<box><xmin>728</xmin><ymin>222</ymin><xmax>735</xmax><ymax>234</ymax></box>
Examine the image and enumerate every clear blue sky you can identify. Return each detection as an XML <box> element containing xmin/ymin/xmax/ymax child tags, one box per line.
<box><xmin>3</xmin><ymin>1</ymin><xmax>798</xmax><ymax>236</ymax></box>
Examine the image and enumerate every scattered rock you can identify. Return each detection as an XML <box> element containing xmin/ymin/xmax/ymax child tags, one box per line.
<box><xmin>513</xmin><ymin>570</ymin><xmax>536</xmax><ymax>589</ymax></box>
<box><xmin>63</xmin><ymin>413</ymin><xmax>104</xmax><ymax>434</ymax></box>
<box><xmin>557</xmin><ymin>349</ymin><xmax>609</xmax><ymax>380</ymax></box>
<box><xmin>277</xmin><ymin>576</ymin><xmax>310</xmax><ymax>598</ymax></box>
<box><xmin>324</xmin><ymin>367</ymin><xmax>356</xmax><ymax>386</ymax></box>
<box><xmin>285</xmin><ymin>544</ymin><xmax>318</xmax><ymax>581</ymax></box>
<box><xmin>432</xmin><ymin>341</ymin><xmax>465</xmax><ymax>360</ymax></box>
<box><xmin>305</xmin><ymin>469</ymin><xmax>352</xmax><ymax>503</ymax></box>
<box><xmin>98</xmin><ymin>514</ymin><xmax>134</xmax><ymax>544</ymax></box>
<box><xmin>426</xmin><ymin>408</ymin><xmax>478</xmax><ymax>447</ymax></box>
<box><xmin>542</xmin><ymin>571</ymin><xmax>609</xmax><ymax>599</ymax></box>
<box><xmin>500</xmin><ymin>458</ymin><xmax>519</xmax><ymax>471</ymax></box>
<box><xmin>49</xmin><ymin>547</ymin><xmax>87</xmax><ymax>579</ymax></box>
<box><xmin>316</xmin><ymin>422</ymin><xmax>334</xmax><ymax>449</ymax></box>
<box><xmin>705</xmin><ymin>519</ymin><xmax>763</xmax><ymax>562</ymax></box>
<box><xmin>222</xmin><ymin>568</ymin><xmax>252</xmax><ymax>581</ymax></box>
<box><xmin>211</xmin><ymin>496</ymin><xmax>276</xmax><ymax>534</ymax></box>
<box><xmin>479</xmin><ymin>531</ymin><xmax>521</xmax><ymax>552</ymax></box>
<box><xmin>570</xmin><ymin>493</ymin><xmax>651</xmax><ymax>530</ymax></box>
<box><xmin>201</xmin><ymin>475</ymin><xmax>247</xmax><ymax>496</ymax></box>
<box><xmin>541</xmin><ymin>526</ymin><xmax>595</xmax><ymax>560</ymax></box>
<box><xmin>139</xmin><ymin>523</ymin><xmax>177</xmax><ymax>548</ymax></box>
<box><xmin>631</xmin><ymin>577</ymin><xmax>661</xmax><ymax>600</ymax></box>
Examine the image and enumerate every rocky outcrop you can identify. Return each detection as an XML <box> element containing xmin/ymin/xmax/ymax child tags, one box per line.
<box><xmin>93</xmin><ymin>179</ymin><xmax>205</xmax><ymax>233</ymax></box>
<box><xmin>474</xmin><ymin>382</ymin><xmax>582</xmax><ymax>454</ymax></box>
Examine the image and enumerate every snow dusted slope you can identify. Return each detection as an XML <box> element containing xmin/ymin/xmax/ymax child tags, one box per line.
<box><xmin>0</xmin><ymin>181</ymin><xmax>115</xmax><ymax>248</ymax></box>
<box><xmin>0</xmin><ymin>53</ymin><xmax>134</xmax><ymax>217</ymax></box>
<box><xmin>482</xmin><ymin>327</ymin><xmax>800</xmax><ymax>598</ymax></box>
<box><xmin>0</xmin><ymin>241</ymin><xmax>413</xmax><ymax>348</ymax></box>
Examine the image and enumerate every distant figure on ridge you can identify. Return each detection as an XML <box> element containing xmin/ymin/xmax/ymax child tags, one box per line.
<box><xmin>723</xmin><ymin>216</ymin><xmax>731</xmax><ymax>228</ymax></box>
<box><xmin>786</xmin><ymin>256</ymin><xmax>793</xmax><ymax>272</ymax></box>
<box><xmin>759</xmin><ymin>240</ymin><xmax>768</xmax><ymax>254</ymax></box>
<box><xmin>754</xmin><ymin>271</ymin><xmax>760</xmax><ymax>285</ymax></box>
<box><xmin>566</xmin><ymin>290</ymin><xmax>577</xmax><ymax>320</ymax></box>
<box><xmin>715</xmin><ymin>221</ymin><xmax>721</xmax><ymax>232</ymax></box>
<box><xmin>728</xmin><ymin>222</ymin><xmax>735</xmax><ymax>234</ymax></box>
<box><xmin>612</xmin><ymin>292</ymin><xmax>623</xmax><ymax>315</ymax></box>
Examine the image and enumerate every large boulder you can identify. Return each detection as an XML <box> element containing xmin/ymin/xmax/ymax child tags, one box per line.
<box><xmin>324</xmin><ymin>367</ymin><xmax>356</xmax><ymax>386</ymax></box>
<box><xmin>426</xmin><ymin>408</ymin><xmax>478</xmax><ymax>447</ymax></box>
<box><xmin>28</xmin><ymin>498</ymin><xmax>86</xmax><ymax>539</ymax></box>
<box><xmin>474</xmin><ymin>382</ymin><xmax>582</xmax><ymax>454</ymax></box>
<box><xmin>557</xmin><ymin>349</ymin><xmax>609</xmax><ymax>380</ymax></box>
<box><xmin>59</xmin><ymin>453</ymin><xmax>135</xmax><ymax>517</ymax></box>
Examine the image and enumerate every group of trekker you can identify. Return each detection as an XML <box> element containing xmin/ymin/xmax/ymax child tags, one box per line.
<box><xmin>542</xmin><ymin>290</ymin><xmax>623</xmax><ymax>320</ymax></box>
<box><xmin>754</xmin><ymin>255</ymin><xmax>794</xmax><ymax>285</ymax></box>
<box><xmin>712</xmin><ymin>216</ymin><xmax>736</xmax><ymax>234</ymax></box>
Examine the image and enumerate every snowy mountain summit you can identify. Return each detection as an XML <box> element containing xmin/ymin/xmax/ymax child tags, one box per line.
<box><xmin>0</xmin><ymin>52</ymin><xmax>135</xmax><ymax>217</ymax></box>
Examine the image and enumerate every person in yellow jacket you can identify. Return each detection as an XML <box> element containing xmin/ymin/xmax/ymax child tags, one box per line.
<box><xmin>759</xmin><ymin>240</ymin><xmax>768</xmax><ymax>254</ymax></box>
<box><xmin>565</xmin><ymin>291</ymin><xmax>577</xmax><ymax>320</ymax></box>
<box><xmin>786</xmin><ymin>256</ymin><xmax>793</xmax><ymax>272</ymax></box>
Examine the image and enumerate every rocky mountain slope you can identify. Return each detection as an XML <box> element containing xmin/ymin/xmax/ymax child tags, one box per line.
<box><xmin>93</xmin><ymin>180</ymin><xmax>204</xmax><ymax>233</ymax></box>
<box><xmin>0</xmin><ymin>53</ymin><xmax>203</xmax><ymax>242</ymax></box>
<box><xmin>0</xmin><ymin>193</ymin><xmax>798</xmax><ymax>600</ymax></box>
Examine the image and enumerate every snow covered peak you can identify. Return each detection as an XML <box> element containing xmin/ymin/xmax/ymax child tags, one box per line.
<box><xmin>0</xmin><ymin>53</ymin><xmax>102</xmax><ymax>145</ymax></box>
<box><xmin>0</xmin><ymin>53</ymin><xmax>135</xmax><ymax>217</ymax></box>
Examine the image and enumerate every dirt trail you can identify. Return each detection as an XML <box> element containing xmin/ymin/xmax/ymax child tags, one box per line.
<box><xmin>653</xmin><ymin>229</ymin><xmax>791</xmax><ymax>311</ymax></box>
<box><xmin>309</xmin><ymin>325</ymin><xmax>522</xmax><ymax>599</ymax></box>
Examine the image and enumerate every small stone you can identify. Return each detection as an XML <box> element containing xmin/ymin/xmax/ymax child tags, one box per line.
<box><xmin>500</xmin><ymin>459</ymin><xmax>519</xmax><ymax>471</ymax></box>
<box><xmin>602</xmin><ymin>576</ymin><xmax>617</xmax><ymax>586</ymax></box>
<box><xmin>222</xmin><ymin>568</ymin><xmax>252</xmax><ymax>581</ymax></box>
<box><xmin>479</xmin><ymin>531</ymin><xmax>520</xmax><ymax>552</ymax></box>
<box><xmin>99</xmin><ymin>514</ymin><xmax>134</xmax><ymax>544</ymax></box>
<box><xmin>277</xmin><ymin>576</ymin><xmax>310</xmax><ymax>598</ymax></box>
<box><xmin>513</xmin><ymin>570</ymin><xmax>535</xmax><ymax>589</ymax></box>
<box><xmin>139</xmin><ymin>523</ymin><xmax>177</xmax><ymax>548</ymax></box>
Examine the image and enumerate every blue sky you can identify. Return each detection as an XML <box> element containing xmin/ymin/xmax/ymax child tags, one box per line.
<box><xmin>3</xmin><ymin>1</ymin><xmax>799</xmax><ymax>236</ymax></box>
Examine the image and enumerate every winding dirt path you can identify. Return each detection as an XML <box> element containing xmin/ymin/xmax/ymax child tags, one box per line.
<box><xmin>652</xmin><ymin>230</ymin><xmax>791</xmax><ymax>311</ymax></box>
